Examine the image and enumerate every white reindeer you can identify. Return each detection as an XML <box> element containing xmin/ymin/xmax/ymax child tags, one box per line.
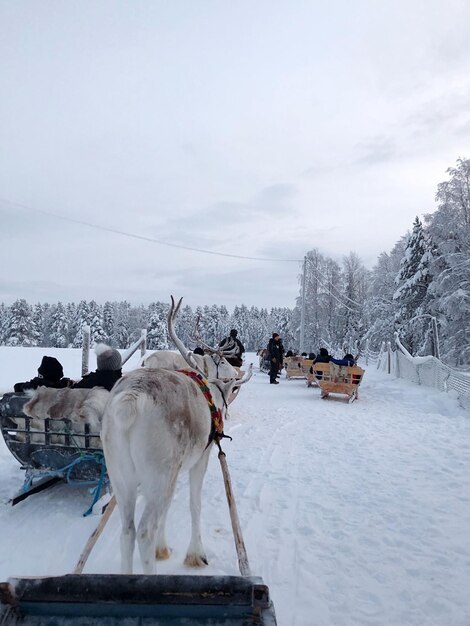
<box><xmin>101</xmin><ymin>296</ymin><xmax>252</xmax><ymax>575</ymax></box>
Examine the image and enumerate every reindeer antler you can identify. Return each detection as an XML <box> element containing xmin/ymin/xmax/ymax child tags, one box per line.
<box><xmin>168</xmin><ymin>296</ymin><xmax>205</xmax><ymax>375</ymax></box>
<box><xmin>190</xmin><ymin>314</ymin><xmax>228</xmax><ymax>356</ymax></box>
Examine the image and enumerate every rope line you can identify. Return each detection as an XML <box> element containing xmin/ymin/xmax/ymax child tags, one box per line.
<box><xmin>0</xmin><ymin>196</ymin><xmax>302</xmax><ymax>263</ymax></box>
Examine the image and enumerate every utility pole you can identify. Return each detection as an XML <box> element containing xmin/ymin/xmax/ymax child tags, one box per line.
<box><xmin>299</xmin><ymin>255</ymin><xmax>306</xmax><ymax>354</ymax></box>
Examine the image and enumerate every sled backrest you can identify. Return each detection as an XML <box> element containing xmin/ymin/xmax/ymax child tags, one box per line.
<box><xmin>312</xmin><ymin>363</ymin><xmax>364</xmax><ymax>385</ymax></box>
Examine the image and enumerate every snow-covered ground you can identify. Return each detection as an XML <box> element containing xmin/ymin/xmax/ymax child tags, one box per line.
<box><xmin>0</xmin><ymin>347</ymin><xmax>469</xmax><ymax>625</ymax></box>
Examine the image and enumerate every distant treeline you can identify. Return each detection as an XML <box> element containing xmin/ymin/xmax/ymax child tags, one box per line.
<box><xmin>1</xmin><ymin>158</ymin><xmax>469</xmax><ymax>367</ymax></box>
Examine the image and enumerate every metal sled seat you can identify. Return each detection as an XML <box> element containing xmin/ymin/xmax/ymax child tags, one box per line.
<box><xmin>0</xmin><ymin>393</ymin><xmax>105</xmax><ymax>507</ymax></box>
<box><xmin>311</xmin><ymin>363</ymin><xmax>365</xmax><ymax>402</ymax></box>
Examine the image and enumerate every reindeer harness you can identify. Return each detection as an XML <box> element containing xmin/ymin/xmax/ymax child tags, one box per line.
<box><xmin>177</xmin><ymin>369</ymin><xmax>231</xmax><ymax>448</ymax></box>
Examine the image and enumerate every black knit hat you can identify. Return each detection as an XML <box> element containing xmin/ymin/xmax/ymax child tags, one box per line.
<box><xmin>272</xmin><ymin>332</ymin><xmax>280</xmax><ymax>339</ymax></box>
<box><xmin>230</xmin><ymin>329</ymin><xmax>238</xmax><ymax>337</ymax></box>
<box><xmin>38</xmin><ymin>356</ymin><xmax>64</xmax><ymax>381</ymax></box>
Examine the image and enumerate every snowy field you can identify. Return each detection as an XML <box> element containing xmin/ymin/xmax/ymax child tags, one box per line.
<box><xmin>0</xmin><ymin>347</ymin><xmax>469</xmax><ymax>626</ymax></box>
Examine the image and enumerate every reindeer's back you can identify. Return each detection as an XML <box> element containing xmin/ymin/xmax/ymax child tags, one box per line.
<box><xmin>102</xmin><ymin>368</ymin><xmax>212</xmax><ymax>455</ymax></box>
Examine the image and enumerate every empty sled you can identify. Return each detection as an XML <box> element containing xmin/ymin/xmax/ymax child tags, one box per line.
<box><xmin>284</xmin><ymin>356</ymin><xmax>312</xmax><ymax>380</ymax></box>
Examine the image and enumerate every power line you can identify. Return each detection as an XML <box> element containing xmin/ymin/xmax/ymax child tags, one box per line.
<box><xmin>0</xmin><ymin>196</ymin><xmax>302</xmax><ymax>264</ymax></box>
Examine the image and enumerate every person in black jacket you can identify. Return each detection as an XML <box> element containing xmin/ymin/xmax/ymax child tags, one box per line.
<box><xmin>14</xmin><ymin>356</ymin><xmax>71</xmax><ymax>392</ymax></box>
<box><xmin>72</xmin><ymin>344</ymin><xmax>122</xmax><ymax>391</ymax></box>
<box><xmin>309</xmin><ymin>347</ymin><xmax>331</xmax><ymax>379</ymax></box>
<box><xmin>267</xmin><ymin>332</ymin><xmax>284</xmax><ymax>384</ymax></box>
<box><xmin>312</xmin><ymin>347</ymin><xmax>331</xmax><ymax>364</ymax></box>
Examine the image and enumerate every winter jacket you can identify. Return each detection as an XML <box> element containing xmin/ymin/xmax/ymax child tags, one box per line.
<box><xmin>14</xmin><ymin>377</ymin><xmax>71</xmax><ymax>393</ymax></box>
<box><xmin>267</xmin><ymin>338</ymin><xmax>284</xmax><ymax>365</ymax></box>
<box><xmin>72</xmin><ymin>369</ymin><xmax>122</xmax><ymax>392</ymax></box>
<box><xmin>330</xmin><ymin>356</ymin><xmax>355</xmax><ymax>367</ymax></box>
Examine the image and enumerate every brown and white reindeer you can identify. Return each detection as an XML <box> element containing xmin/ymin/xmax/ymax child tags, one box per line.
<box><xmin>143</xmin><ymin>314</ymin><xmax>239</xmax><ymax>380</ymax></box>
<box><xmin>101</xmin><ymin>296</ymin><xmax>252</xmax><ymax>575</ymax></box>
<box><xmin>18</xmin><ymin>386</ymin><xmax>110</xmax><ymax>446</ymax></box>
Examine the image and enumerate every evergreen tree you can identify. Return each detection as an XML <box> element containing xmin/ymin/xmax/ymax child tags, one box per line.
<box><xmin>147</xmin><ymin>302</ymin><xmax>169</xmax><ymax>350</ymax></box>
<box><xmin>393</xmin><ymin>217</ymin><xmax>432</xmax><ymax>354</ymax></box>
<box><xmin>32</xmin><ymin>303</ymin><xmax>44</xmax><ymax>346</ymax></box>
<box><xmin>4</xmin><ymin>299</ymin><xmax>35</xmax><ymax>346</ymax></box>
<box><xmin>175</xmin><ymin>304</ymin><xmax>194</xmax><ymax>348</ymax></box>
<box><xmin>72</xmin><ymin>301</ymin><xmax>91</xmax><ymax>347</ymax></box>
<box><xmin>49</xmin><ymin>302</ymin><xmax>69</xmax><ymax>348</ymax></box>
<box><xmin>89</xmin><ymin>300</ymin><xmax>106</xmax><ymax>345</ymax></box>
<box><xmin>114</xmin><ymin>301</ymin><xmax>131</xmax><ymax>348</ymax></box>
<box><xmin>102</xmin><ymin>301</ymin><xmax>116</xmax><ymax>345</ymax></box>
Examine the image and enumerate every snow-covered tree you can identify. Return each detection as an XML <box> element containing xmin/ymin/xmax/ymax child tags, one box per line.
<box><xmin>89</xmin><ymin>300</ymin><xmax>106</xmax><ymax>345</ymax></box>
<box><xmin>4</xmin><ymin>299</ymin><xmax>36</xmax><ymax>346</ymax></box>
<box><xmin>114</xmin><ymin>301</ymin><xmax>131</xmax><ymax>348</ymax></box>
<box><xmin>393</xmin><ymin>217</ymin><xmax>433</xmax><ymax>355</ymax></box>
<box><xmin>72</xmin><ymin>301</ymin><xmax>91</xmax><ymax>348</ymax></box>
<box><xmin>102</xmin><ymin>301</ymin><xmax>116</xmax><ymax>345</ymax></box>
<box><xmin>147</xmin><ymin>302</ymin><xmax>169</xmax><ymax>350</ymax></box>
<box><xmin>424</xmin><ymin>158</ymin><xmax>470</xmax><ymax>365</ymax></box>
<box><xmin>32</xmin><ymin>303</ymin><xmax>45</xmax><ymax>346</ymax></box>
<box><xmin>49</xmin><ymin>302</ymin><xmax>69</xmax><ymax>348</ymax></box>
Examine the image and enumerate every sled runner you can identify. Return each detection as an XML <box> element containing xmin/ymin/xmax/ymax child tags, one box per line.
<box><xmin>0</xmin><ymin>392</ymin><xmax>105</xmax><ymax>510</ymax></box>
<box><xmin>311</xmin><ymin>363</ymin><xmax>364</xmax><ymax>402</ymax></box>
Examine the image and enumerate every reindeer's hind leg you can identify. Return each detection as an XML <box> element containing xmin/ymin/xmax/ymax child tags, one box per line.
<box><xmin>138</xmin><ymin>469</ymin><xmax>179</xmax><ymax>574</ymax></box>
<box><xmin>108</xmin><ymin>460</ymin><xmax>138</xmax><ymax>574</ymax></box>
<box><xmin>185</xmin><ymin>448</ymin><xmax>211</xmax><ymax>567</ymax></box>
<box><xmin>102</xmin><ymin>431</ymin><xmax>138</xmax><ymax>574</ymax></box>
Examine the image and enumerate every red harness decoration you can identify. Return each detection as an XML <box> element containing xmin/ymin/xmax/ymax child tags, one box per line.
<box><xmin>177</xmin><ymin>369</ymin><xmax>224</xmax><ymax>445</ymax></box>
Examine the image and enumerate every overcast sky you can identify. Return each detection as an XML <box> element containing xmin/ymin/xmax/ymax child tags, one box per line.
<box><xmin>1</xmin><ymin>0</ymin><xmax>469</xmax><ymax>310</ymax></box>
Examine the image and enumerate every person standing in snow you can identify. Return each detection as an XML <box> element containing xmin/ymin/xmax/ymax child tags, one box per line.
<box><xmin>72</xmin><ymin>344</ymin><xmax>122</xmax><ymax>391</ymax></box>
<box><xmin>219</xmin><ymin>329</ymin><xmax>245</xmax><ymax>368</ymax></box>
<box><xmin>267</xmin><ymin>332</ymin><xmax>284</xmax><ymax>384</ymax></box>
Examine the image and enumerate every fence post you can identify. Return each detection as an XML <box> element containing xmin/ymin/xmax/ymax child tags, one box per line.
<box><xmin>431</xmin><ymin>317</ymin><xmax>441</xmax><ymax>361</ymax></box>
<box><xmin>387</xmin><ymin>341</ymin><xmax>391</xmax><ymax>375</ymax></box>
<box><xmin>81</xmin><ymin>325</ymin><xmax>90</xmax><ymax>376</ymax></box>
<box><xmin>140</xmin><ymin>329</ymin><xmax>147</xmax><ymax>358</ymax></box>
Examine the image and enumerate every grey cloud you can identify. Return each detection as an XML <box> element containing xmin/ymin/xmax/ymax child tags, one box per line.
<box><xmin>160</xmin><ymin>183</ymin><xmax>299</xmax><ymax>242</ymax></box>
<box><xmin>407</xmin><ymin>93</ymin><xmax>470</xmax><ymax>139</ymax></box>
<box><xmin>354</xmin><ymin>137</ymin><xmax>397</xmax><ymax>165</ymax></box>
<box><xmin>174</xmin><ymin>263</ymin><xmax>300</xmax><ymax>309</ymax></box>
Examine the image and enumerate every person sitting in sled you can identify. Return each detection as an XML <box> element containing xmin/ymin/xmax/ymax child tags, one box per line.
<box><xmin>72</xmin><ymin>344</ymin><xmax>122</xmax><ymax>392</ymax></box>
<box><xmin>14</xmin><ymin>356</ymin><xmax>71</xmax><ymax>392</ymax></box>
<box><xmin>330</xmin><ymin>353</ymin><xmax>356</xmax><ymax>367</ymax></box>
<box><xmin>309</xmin><ymin>347</ymin><xmax>331</xmax><ymax>379</ymax></box>
<box><xmin>219</xmin><ymin>329</ymin><xmax>245</xmax><ymax>368</ymax></box>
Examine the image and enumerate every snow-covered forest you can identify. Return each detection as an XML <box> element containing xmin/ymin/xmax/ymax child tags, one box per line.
<box><xmin>2</xmin><ymin>158</ymin><xmax>469</xmax><ymax>367</ymax></box>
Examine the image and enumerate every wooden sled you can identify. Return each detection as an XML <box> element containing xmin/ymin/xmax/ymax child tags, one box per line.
<box><xmin>284</xmin><ymin>357</ymin><xmax>313</xmax><ymax>380</ymax></box>
<box><xmin>311</xmin><ymin>363</ymin><xmax>364</xmax><ymax>403</ymax></box>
